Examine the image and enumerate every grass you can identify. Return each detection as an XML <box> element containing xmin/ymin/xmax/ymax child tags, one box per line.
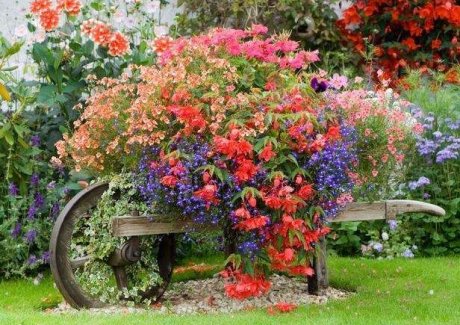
<box><xmin>1</xmin><ymin>256</ymin><xmax>460</xmax><ymax>325</ymax></box>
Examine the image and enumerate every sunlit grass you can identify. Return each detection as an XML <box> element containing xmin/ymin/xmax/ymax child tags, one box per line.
<box><xmin>1</xmin><ymin>256</ymin><xmax>459</xmax><ymax>324</ymax></box>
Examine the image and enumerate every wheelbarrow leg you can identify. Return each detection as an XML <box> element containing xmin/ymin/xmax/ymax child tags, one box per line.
<box><xmin>308</xmin><ymin>237</ymin><xmax>328</xmax><ymax>295</ymax></box>
<box><xmin>223</xmin><ymin>220</ymin><xmax>237</xmax><ymax>257</ymax></box>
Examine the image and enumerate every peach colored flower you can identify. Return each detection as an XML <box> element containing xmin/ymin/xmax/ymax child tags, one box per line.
<box><xmin>90</xmin><ymin>22</ymin><xmax>112</xmax><ymax>45</ymax></box>
<box><xmin>57</xmin><ymin>0</ymin><xmax>81</xmax><ymax>16</ymax></box>
<box><xmin>39</xmin><ymin>8</ymin><xmax>60</xmax><ymax>31</ymax></box>
<box><xmin>30</xmin><ymin>0</ymin><xmax>52</xmax><ymax>14</ymax></box>
<box><xmin>108</xmin><ymin>32</ymin><xmax>130</xmax><ymax>56</ymax></box>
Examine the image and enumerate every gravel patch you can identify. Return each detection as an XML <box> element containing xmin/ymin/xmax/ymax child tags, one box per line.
<box><xmin>49</xmin><ymin>274</ymin><xmax>350</xmax><ymax>315</ymax></box>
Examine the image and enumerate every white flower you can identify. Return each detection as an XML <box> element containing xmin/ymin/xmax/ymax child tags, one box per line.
<box><xmin>154</xmin><ymin>25</ymin><xmax>169</xmax><ymax>37</ymax></box>
<box><xmin>14</xmin><ymin>25</ymin><xmax>28</xmax><ymax>38</ymax></box>
<box><xmin>145</xmin><ymin>0</ymin><xmax>161</xmax><ymax>14</ymax></box>
<box><xmin>381</xmin><ymin>232</ymin><xmax>389</xmax><ymax>241</ymax></box>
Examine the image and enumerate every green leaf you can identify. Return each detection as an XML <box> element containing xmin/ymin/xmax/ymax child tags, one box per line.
<box><xmin>4</xmin><ymin>130</ymin><xmax>14</xmax><ymax>146</ymax></box>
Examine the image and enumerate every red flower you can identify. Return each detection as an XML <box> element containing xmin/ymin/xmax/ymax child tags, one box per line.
<box><xmin>194</xmin><ymin>184</ymin><xmax>220</xmax><ymax>207</ymax></box>
<box><xmin>326</xmin><ymin>125</ymin><xmax>341</xmax><ymax>140</ymax></box>
<box><xmin>224</xmin><ymin>273</ymin><xmax>271</xmax><ymax>300</ymax></box>
<box><xmin>160</xmin><ymin>175</ymin><xmax>178</xmax><ymax>187</ymax></box>
<box><xmin>30</xmin><ymin>0</ymin><xmax>51</xmax><ymax>14</ymax></box>
<box><xmin>234</xmin><ymin>159</ymin><xmax>258</xmax><ymax>183</ymax></box>
<box><xmin>431</xmin><ymin>39</ymin><xmax>442</xmax><ymax>50</ymax></box>
<box><xmin>235</xmin><ymin>216</ymin><xmax>269</xmax><ymax>231</ymax></box>
<box><xmin>401</xmin><ymin>38</ymin><xmax>420</xmax><ymax>51</ymax></box>
<box><xmin>289</xmin><ymin>265</ymin><xmax>314</xmax><ymax>276</ymax></box>
<box><xmin>297</xmin><ymin>184</ymin><xmax>314</xmax><ymax>200</ymax></box>
<box><xmin>108</xmin><ymin>32</ymin><xmax>130</xmax><ymax>56</ymax></box>
<box><xmin>39</xmin><ymin>8</ymin><xmax>60</xmax><ymax>31</ymax></box>
<box><xmin>259</xmin><ymin>143</ymin><xmax>276</xmax><ymax>161</ymax></box>
<box><xmin>274</xmin><ymin>302</ymin><xmax>297</xmax><ymax>313</ymax></box>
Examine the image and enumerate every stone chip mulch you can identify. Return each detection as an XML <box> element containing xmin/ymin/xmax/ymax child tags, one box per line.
<box><xmin>49</xmin><ymin>274</ymin><xmax>351</xmax><ymax>315</ymax></box>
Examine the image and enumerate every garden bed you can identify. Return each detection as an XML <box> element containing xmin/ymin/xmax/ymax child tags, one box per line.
<box><xmin>49</xmin><ymin>274</ymin><xmax>349</xmax><ymax>315</ymax></box>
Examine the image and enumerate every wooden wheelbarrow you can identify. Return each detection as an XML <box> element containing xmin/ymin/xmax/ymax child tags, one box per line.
<box><xmin>50</xmin><ymin>182</ymin><xmax>445</xmax><ymax>309</ymax></box>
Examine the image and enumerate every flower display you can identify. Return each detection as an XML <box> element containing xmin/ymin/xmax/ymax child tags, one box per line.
<box><xmin>57</xmin><ymin>26</ymin><xmax>418</xmax><ymax>299</ymax></box>
<box><xmin>337</xmin><ymin>0</ymin><xmax>460</xmax><ymax>80</ymax></box>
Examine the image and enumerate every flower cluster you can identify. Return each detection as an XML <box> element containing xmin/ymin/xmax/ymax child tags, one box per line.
<box><xmin>337</xmin><ymin>0</ymin><xmax>460</xmax><ymax>80</ymax></box>
<box><xmin>57</xmin><ymin>26</ymin><xmax>417</xmax><ymax>299</ymax></box>
<box><xmin>81</xmin><ymin>19</ymin><xmax>130</xmax><ymax>57</ymax></box>
<box><xmin>30</xmin><ymin>0</ymin><xmax>81</xmax><ymax>31</ymax></box>
<box><xmin>29</xmin><ymin>0</ymin><xmax>130</xmax><ymax>56</ymax></box>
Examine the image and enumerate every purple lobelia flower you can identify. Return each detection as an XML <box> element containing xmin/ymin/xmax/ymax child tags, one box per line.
<box><xmin>11</xmin><ymin>223</ymin><xmax>22</xmax><ymax>238</ymax></box>
<box><xmin>41</xmin><ymin>251</ymin><xmax>50</xmax><ymax>263</ymax></box>
<box><xmin>30</xmin><ymin>135</ymin><xmax>41</xmax><ymax>147</ymax></box>
<box><xmin>25</xmin><ymin>229</ymin><xmax>37</xmax><ymax>243</ymax></box>
<box><xmin>8</xmin><ymin>183</ymin><xmax>19</xmax><ymax>196</ymax></box>
<box><xmin>27</xmin><ymin>255</ymin><xmax>38</xmax><ymax>265</ymax></box>
<box><xmin>30</xmin><ymin>174</ymin><xmax>40</xmax><ymax>187</ymax></box>
<box><xmin>310</xmin><ymin>77</ymin><xmax>328</xmax><ymax>93</ymax></box>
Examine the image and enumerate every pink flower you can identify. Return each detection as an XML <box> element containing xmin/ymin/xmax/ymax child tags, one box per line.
<box><xmin>329</xmin><ymin>73</ymin><xmax>349</xmax><ymax>90</ymax></box>
<box><xmin>250</xmin><ymin>24</ymin><xmax>268</xmax><ymax>35</ymax></box>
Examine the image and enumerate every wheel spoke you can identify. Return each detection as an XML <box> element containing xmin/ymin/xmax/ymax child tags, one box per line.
<box><xmin>70</xmin><ymin>256</ymin><xmax>91</xmax><ymax>270</ymax></box>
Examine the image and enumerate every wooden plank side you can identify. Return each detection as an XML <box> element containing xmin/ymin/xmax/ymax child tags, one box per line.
<box><xmin>112</xmin><ymin>216</ymin><xmax>218</xmax><ymax>237</ymax></box>
<box><xmin>330</xmin><ymin>202</ymin><xmax>386</xmax><ymax>222</ymax></box>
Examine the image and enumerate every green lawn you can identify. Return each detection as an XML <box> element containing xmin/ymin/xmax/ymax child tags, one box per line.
<box><xmin>1</xmin><ymin>256</ymin><xmax>459</xmax><ymax>325</ymax></box>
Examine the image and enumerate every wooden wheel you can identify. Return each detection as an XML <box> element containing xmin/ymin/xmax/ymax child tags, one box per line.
<box><xmin>49</xmin><ymin>182</ymin><xmax>176</xmax><ymax>309</ymax></box>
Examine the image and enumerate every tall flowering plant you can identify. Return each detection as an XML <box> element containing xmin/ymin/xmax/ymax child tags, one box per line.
<box><xmin>56</xmin><ymin>26</ymin><xmax>419</xmax><ymax>299</ymax></box>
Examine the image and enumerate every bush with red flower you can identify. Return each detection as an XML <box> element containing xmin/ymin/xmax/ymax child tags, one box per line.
<box><xmin>337</xmin><ymin>0</ymin><xmax>460</xmax><ymax>80</ymax></box>
<box><xmin>56</xmin><ymin>26</ymin><xmax>419</xmax><ymax>300</ymax></box>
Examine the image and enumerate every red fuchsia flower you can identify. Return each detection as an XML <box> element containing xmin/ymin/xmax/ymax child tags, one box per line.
<box><xmin>30</xmin><ymin>0</ymin><xmax>52</xmax><ymax>14</ymax></box>
<box><xmin>288</xmin><ymin>265</ymin><xmax>314</xmax><ymax>276</ymax></box>
<box><xmin>108</xmin><ymin>32</ymin><xmax>130</xmax><ymax>56</ymax></box>
<box><xmin>259</xmin><ymin>143</ymin><xmax>276</xmax><ymax>161</ymax></box>
<box><xmin>224</xmin><ymin>272</ymin><xmax>271</xmax><ymax>300</ymax></box>
<box><xmin>57</xmin><ymin>0</ymin><xmax>81</xmax><ymax>16</ymax></box>
<box><xmin>193</xmin><ymin>184</ymin><xmax>220</xmax><ymax>208</ymax></box>
<box><xmin>297</xmin><ymin>184</ymin><xmax>314</xmax><ymax>201</ymax></box>
<box><xmin>39</xmin><ymin>8</ymin><xmax>60</xmax><ymax>31</ymax></box>
<box><xmin>160</xmin><ymin>175</ymin><xmax>178</xmax><ymax>187</ymax></box>
<box><xmin>235</xmin><ymin>216</ymin><xmax>269</xmax><ymax>231</ymax></box>
<box><xmin>234</xmin><ymin>159</ymin><xmax>259</xmax><ymax>183</ymax></box>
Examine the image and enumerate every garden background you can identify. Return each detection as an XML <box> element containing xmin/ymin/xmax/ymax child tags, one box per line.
<box><xmin>0</xmin><ymin>0</ymin><xmax>459</xmax><ymax>324</ymax></box>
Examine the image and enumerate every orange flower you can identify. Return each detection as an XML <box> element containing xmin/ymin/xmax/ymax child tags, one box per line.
<box><xmin>152</xmin><ymin>36</ymin><xmax>173</xmax><ymax>54</ymax></box>
<box><xmin>39</xmin><ymin>8</ymin><xmax>60</xmax><ymax>31</ymax></box>
<box><xmin>90</xmin><ymin>22</ymin><xmax>112</xmax><ymax>45</ymax></box>
<box><xmin>57</xmin><ymin>0</ymin><xmax>81</xmax><ymax>16</ymax></box>
<box><xmin>108</xmin><ymin>32</ymin><xmax>130</xmax><ymax>56</ymax></box>
<box><xmin>30</xmin><ymin>0</ymin><xmax>51</xmax><ymax>14</ymax></box>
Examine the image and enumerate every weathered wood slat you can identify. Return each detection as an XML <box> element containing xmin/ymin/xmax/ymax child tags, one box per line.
<box><xmin>112</xmin><ymin>200</ymin><xmax>445</xmax><ymax>236</ymax></box>
<box><xmin>331</xmin><ymin>202</ymin><xmax>386</xmax><ymax>222</ymax></box>
<box><xmin>112</xmin><ymin>217</ymin><xmax>219</xmax><ymax>237</ymax></box>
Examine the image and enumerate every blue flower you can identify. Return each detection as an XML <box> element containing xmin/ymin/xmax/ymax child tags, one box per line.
<box><xmin>8</xmin><ymin>183</ymin><xmax>19</xmax><ymax>196</ymax></box>
<box><xmin>402</xmin><ymin>249</ymin><xmax>414</xmax><ymax>258</ymax></box>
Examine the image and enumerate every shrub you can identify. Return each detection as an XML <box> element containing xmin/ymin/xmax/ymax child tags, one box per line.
<box><xmin>337</xmin><ymin>0</ymin><xmax>460</xmax><ymax>80</ymax></box>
